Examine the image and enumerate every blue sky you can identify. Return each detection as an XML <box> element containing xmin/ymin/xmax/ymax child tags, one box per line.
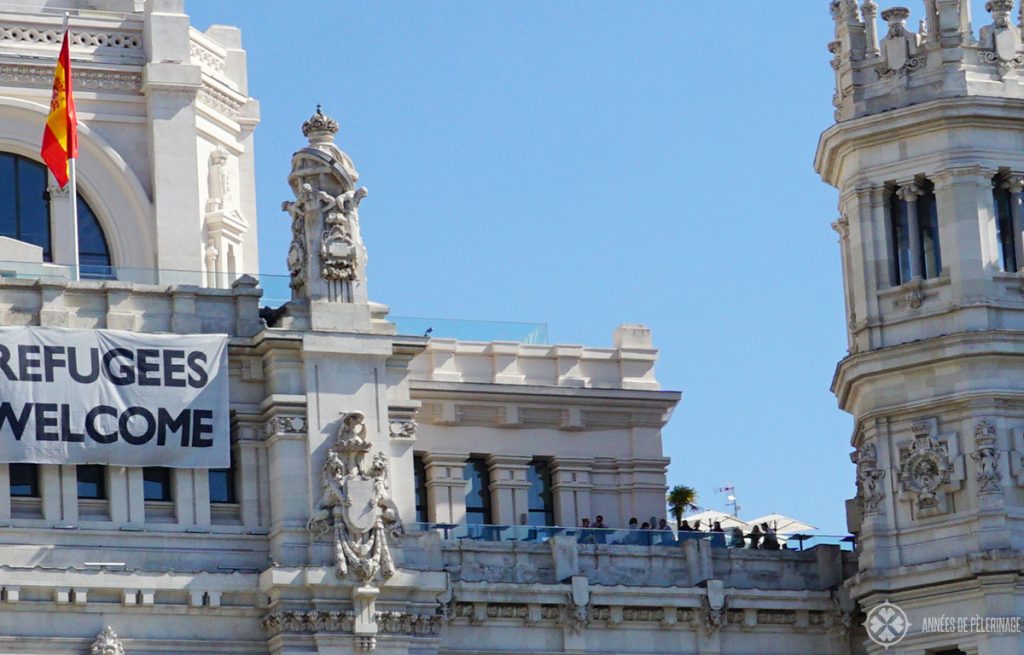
<box><xmin>184</xmin><ymin>1</ymin><xmax>998</xmax><ymax>534</ymax></box>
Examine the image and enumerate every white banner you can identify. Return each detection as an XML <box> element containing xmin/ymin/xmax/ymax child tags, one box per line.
<box><xmin>0</xmin><ymin>326</ymin><xmax>229</xmax><ymax>468</ymax></box>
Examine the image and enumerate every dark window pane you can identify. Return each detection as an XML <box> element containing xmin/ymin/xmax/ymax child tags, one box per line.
<box><xmin>463</xmin><ymin>458</ymin><xmax>492</xmax><ymax>525</ymax></box>
<box><xmin>414</xmin><ymin>454</ymin><xmax>428</xmax><ymax>523</ymax></box>
<box><xmin>77</xmin><ymin>196</ymin><xmax>112</xmax><ymax>279</ymax></box>
<box><xmin>889</xmin><ymin>190</ymin><xmax>912</xmax><ymax>285</ymax></box>
<box><xmin>143</xmin><ymin>467</ymin><xmax>172</xmax><ymax>502</ymax></box>
<box><xmin>209</xmin><ymin>464</ymin><xmax>237</xmax><ymax>504</ymax></box>
<box><xmin>0</xmin><ymin>154</ymin><xmax>17</xmax><ymax>239</ymax></box>
<box><xmin>527</xmin><ymin>459</ymin><xmax>554</xmax><ymax>526</ymax></box>
<box><xmin>9</xmin><ymin>463</ymin><xmax>39</xmax><ymax>498</ymax></box>
<box><xmin>917</xmin><ymin>183</ymin><xmax>941</xmax><ymax>279</ymax></box>
<box><xmin>15</xmin><ymin>157</ymin><xmax>51</xmax><ymax>259</ymax></box>
<box><xmin>995</xmin><ymin>184</ymin><xmax>1017</xmax><ymax>272</ymax></box>
<box><xmin>77</xmin><ymin>465</ymin><xmax>106</xmax><ymax>500</ymax></box>
<box><xmin>0</xmin><ymin>152</ymin><xmax>111</xmax><ymax>272</ymax></box>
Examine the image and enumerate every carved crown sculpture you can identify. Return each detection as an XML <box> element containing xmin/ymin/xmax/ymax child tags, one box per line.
<box><xmin>283</xmin><ymin>106</ymin><xmax>369</xmax><ymax>304</ymax></box>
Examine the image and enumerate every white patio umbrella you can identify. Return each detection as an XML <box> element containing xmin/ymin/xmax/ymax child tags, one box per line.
<box><xmin>747</xmin><ymin>513</ymin><xmax>817</xmax><ymax>535</ymax></box>
<box><xmin>682</xmin><ymin>510</ymin><xmax>749</xmax><ymax>531</ymax></box>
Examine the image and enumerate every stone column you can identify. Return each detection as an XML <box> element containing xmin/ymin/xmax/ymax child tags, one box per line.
<box><xmin>1002</xmin><ymin>175</ymin><xmax>1024</xmax><ymax>271</ymax></box>
<box><xmin>896</xmin><ymin>182</ymin><xmax>924</xmax><ymax>281</ymax></box>
<box><xmin>423</xmin><ymin>453</ymin><xmax>468</xmax><ymax>524</ymax></box>
<box><xmin>47</xmin><ymin>183</ymin><xmax>77</xmax><ymax>272</ymax></box>
<box><xmin>142</xmin><ymin>0</ymin><xmax>203</xmax><ymax>275</ymax></box>
<box><xmin>486</xmin><ymin>455</ymin><xmax>532</xmax><ymax>526</ymax></box>
<box><xmin>862</xmin><ymin>1</ymin><xmax>881</xmax><ymax>54</ymax></box>
<box><xmin>932</xmin><ymin>167</ymin><xmax>999</xmax><ymax>303</ymax></box>
<box><xmin>550</xmin><ymin>458</ymin><xmax>593</xmax><ymax>527</ymax></box>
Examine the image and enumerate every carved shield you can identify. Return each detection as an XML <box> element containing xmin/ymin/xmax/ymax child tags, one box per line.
<box><xmin>995</xmin><ymin>27</ymin><xmax>1019</xmax><ymax>63</ymax></box>
<box><xmin>884</xmin><ymin>38</ymin><xmax>907</xmax><ymax>72</ymax></box>
<box><xmin>342</xmin><ymin>478</ymin><xmax>380</xmax><ymax>534</ymax></box>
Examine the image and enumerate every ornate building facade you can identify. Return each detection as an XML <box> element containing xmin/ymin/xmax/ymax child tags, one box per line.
<box><xmin>4</xmin><ymin>0</ymin><xmax>1022</xmax><ymax>654</ymax></box>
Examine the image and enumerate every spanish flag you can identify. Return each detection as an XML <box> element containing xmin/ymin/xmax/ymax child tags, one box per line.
<box><xmin>41</xmin><ymin>29</ymin><xmax>77</xmax><ymax>188</ymax></box>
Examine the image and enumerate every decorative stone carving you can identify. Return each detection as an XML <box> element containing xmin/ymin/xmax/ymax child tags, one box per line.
<box><xmin>264</xmin><ymin>414</ymin><xmax>307</xmax><ymax>439</ymax></box>
<box><xmin>979</xmin><ymin>0</ymin><xmax>1024</xmax><ymax>78</ymax></box>
<box><xmin>852</xmin><ymin>442</ymin><xmax>887</xmax><ymax>514</ymax></box>
<box><xmin>262</xmin><ymin>609</ymin><xmax>440</xmax><ymax>637</ymax></box>
<box><xmin>560</xmin><ymin>602</ymin><xmax>590</xmax><ymax>635</ymax></box>
<box><xmin>389</xmin><ymin>419</ymin><xmax>417</xmax><ymax>439</ymax></box>
<box><xmin>972</xmin><ymin>420</ymin><xmax>1002</xmax><ymax>494</ymax></box>
<box><xmin>283</xmin><ymin>106</ymin><xmax>370</xmax><ymax>304</ymax></box>
<box><xmin>91</xmin><ymin>626</ymin><xmax>125</xmax><ymax>655</ymax></box>
<box><xmin>876</xmin><ymin>8</ymin><xmax>926</xmax><ymax>78</ymax></box>
<box><xmin>698</xmin><ymin>595</ymin><xmax>726</xmax><ymax>635</ymax></box>
<box><xmin>309</xmin><ymin>411</ymin><xmax>403</xmax><ymax>582</ymax></box>
<box><xmin>897</xmin><ymin>421</ymin><xmax>959</xmax><ymax>516</ymax></box>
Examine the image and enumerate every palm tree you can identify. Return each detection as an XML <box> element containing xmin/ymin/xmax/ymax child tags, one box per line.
<box><xmin>667</xmin><ymin>484</ymin><xmax>699</xmax><ymax>527</ymax></box>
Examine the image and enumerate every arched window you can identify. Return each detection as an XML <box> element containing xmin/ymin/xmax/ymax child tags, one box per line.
<box><xmin>0</xmin><ymin>152</ymin><xmax>111</xmax><ymax>277</ymax></box>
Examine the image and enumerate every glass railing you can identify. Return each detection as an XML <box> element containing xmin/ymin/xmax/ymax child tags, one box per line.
<box><xmin>0</xmin><ymin>260</ymin><xmax>295</xmax><ymax>304</ymax></box>
<box><xmin>391</xmin><ymin>317</ymin><xmax>549</xmax><ymax>344</ymax></box>
<box><xmin>411</xmin><ymin>523</ymin><xmax>856</xmax><ymax>551</ymax></box>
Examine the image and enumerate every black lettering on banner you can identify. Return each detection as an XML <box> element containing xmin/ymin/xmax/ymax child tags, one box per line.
<box><xmin>0</xmin><ymin>346</ymin><xmax>14</xmax><ymax>381</ymax></box>
<box><xmin>0</xmin><ymin>402</ymin><xmax>31</xmax><ymax>440</ymax></box>
<box><xmin>137</xmin><ymin>349</ymin><xmax>161</xmax><ymax>386</ymax></box>
<box><xmin>187</xmin><ymin>351</ymin><xmax>208</xmax><ymax>389</ymax></box>
<box><xmin>60</xmin><ymin>404</ymin><xmax>85</xmax><ymax>442</ymax></box>
<box><xmin>86</xmin><ymin>405</ymin><xmax>118</xmax><ymax>444</ymax></box>
<box><xmin>18</xmin><ymin>345</ymin><xmax>41</xmax><ymax>382</ymax></box>
<box><xmin>103</xmin><ymin>348</ymin><xmax>135</xmax><ymax>385</ymax></box>
<box><xmin>157</xmin><ymin>408</ymin><xmax>191</xmax><ymax>447</ymax></box>
<box><xmin>69</xmin><ymin>347</ymin><xmax>100</xmax><ymax>383</ymax></box>
<box><xmin>191</xmin><ymin>409</ymin><xmax>214</xmax><ymax>447</ymax></box>
<box><xmin>34</xmin><ymin>403</ymin><xmax>59</xmax><ymax>441</ymax></box>
<box><xmin>119</xmin><ymin>406</ymin><xmax>155</xmax><ymax>445</ymax></box>
<box><xmin>163</xmin><ymin>349</ymin><xmax>186</xmax><ymax>387</ymax></box>
<box><xmin>42</xmin><ymin>345</ymin><xmax>66</xmax><ymax>382</ymax></box>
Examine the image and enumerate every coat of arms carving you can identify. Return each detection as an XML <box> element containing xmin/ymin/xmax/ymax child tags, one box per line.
<box><xmin>308</xmin><ymin>411</ymin><xmax>403</xmax><ymax>583</ymax></box>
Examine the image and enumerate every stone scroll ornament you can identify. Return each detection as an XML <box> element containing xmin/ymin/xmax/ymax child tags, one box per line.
<box><xmin>308</xmin><ymin>411</ymin><xmax>404</xmax><ymax>583</ymax></box>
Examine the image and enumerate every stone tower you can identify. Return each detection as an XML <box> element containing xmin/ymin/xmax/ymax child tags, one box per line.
<box><xmin>816</xmin><ymin>1</ymin><xmax>1024</xmax><ymax>652</ymax></box>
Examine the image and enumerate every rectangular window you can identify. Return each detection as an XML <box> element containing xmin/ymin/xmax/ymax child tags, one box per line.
<box><xmin>463</xmin><ymin>457</ymin><xmax>492</xmax><ymax>525</ymax></box>
<box><xmin>143</xmin><ymin>467</ymin><xmax>173</xmax><ymax>502</ymax></box>
<box><xmin>527</xmin><ymin>459</ymin><xmax>555</xmax><ymax>527</ymax></box>
<box><xmin>77</xmin><ymin>465</ymin><xmax>106</xmax><ymax>500</ymax></box>
<box><xmin>9</xmin><ymin>463</ymin><xmax>38</xmax><ymax>498</ymax></box>
<box><xmin>413</xmin><ymin>453</ymin><xmax>428</xmax><ymax>523</ymax></box>
<box><xmin>917</xmin><ymin>181</ymin><xmax>941</xmax><ymax>279</ymax></box>
<box><xmin>995</xmin><ymin>181</ymin><xmax>1018</xmax><ymax>272</ymax></box>
<box><xmin>209</xmin><ymin>456</ymin><xmax>237</xmax><ymax>504</ymax></box>
<box><xmin>889</xmin><ymin>189</ymin><xmax>912</xmax><ymax>285</ymax></box>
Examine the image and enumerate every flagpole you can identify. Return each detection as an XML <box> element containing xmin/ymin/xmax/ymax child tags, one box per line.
<box><xmin>64</xmin><ymin>12</ymin><xmax>80</xmax><ymax>282</ymax></box>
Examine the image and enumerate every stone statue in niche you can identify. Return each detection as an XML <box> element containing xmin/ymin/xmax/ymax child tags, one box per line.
<box><xmin>308</xmin><ymin>411</ymin><xmax>403</xmax><ymax>583</ymax></box>
<box><xmin>206</xmin><ymin>145</ymin><xmax>232</xmax><ymax>213</ymax></box>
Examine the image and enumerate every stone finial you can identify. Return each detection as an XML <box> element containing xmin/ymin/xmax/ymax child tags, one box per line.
<box><xmin>986</xmin><ymin>0</ymin><xmax>1013</xmax><ymax>15</ymax></box>
<box><xmin>91</xmin><ymin>626</ymin><xmax>125</xmax><ymax>655</ymax></box>
<box><xmin>302</xmin><ymin>105</ymin><xmax>340</xmax><ymax>142</ymax></box>
<box><xmin>881</xmin><ymin>6</ymin><xmax>911</xmax><ymax>25</ymax></box>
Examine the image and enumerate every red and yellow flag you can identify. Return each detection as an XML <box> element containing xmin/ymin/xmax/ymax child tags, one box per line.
<box><xmin>41</xmin><ymin>30</ymin><xmax>77</xmax><ymax>188</ymax></box>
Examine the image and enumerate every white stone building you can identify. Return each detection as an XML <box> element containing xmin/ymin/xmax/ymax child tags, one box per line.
<box><xmin>6</xmin><ymin>0</ymin><xmax>1024</xmax><ymax>654</ymax></box>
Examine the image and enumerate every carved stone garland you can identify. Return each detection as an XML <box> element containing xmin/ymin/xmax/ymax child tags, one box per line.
<box><xmin>308</xmin><ymin>411</ymin><xmax>403</xmax><ymax>651</ymax></box>
<box><xmin>91</xmin><ymin>627</ymin><xmax>125</xmax><ymax>655</ymax></box>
